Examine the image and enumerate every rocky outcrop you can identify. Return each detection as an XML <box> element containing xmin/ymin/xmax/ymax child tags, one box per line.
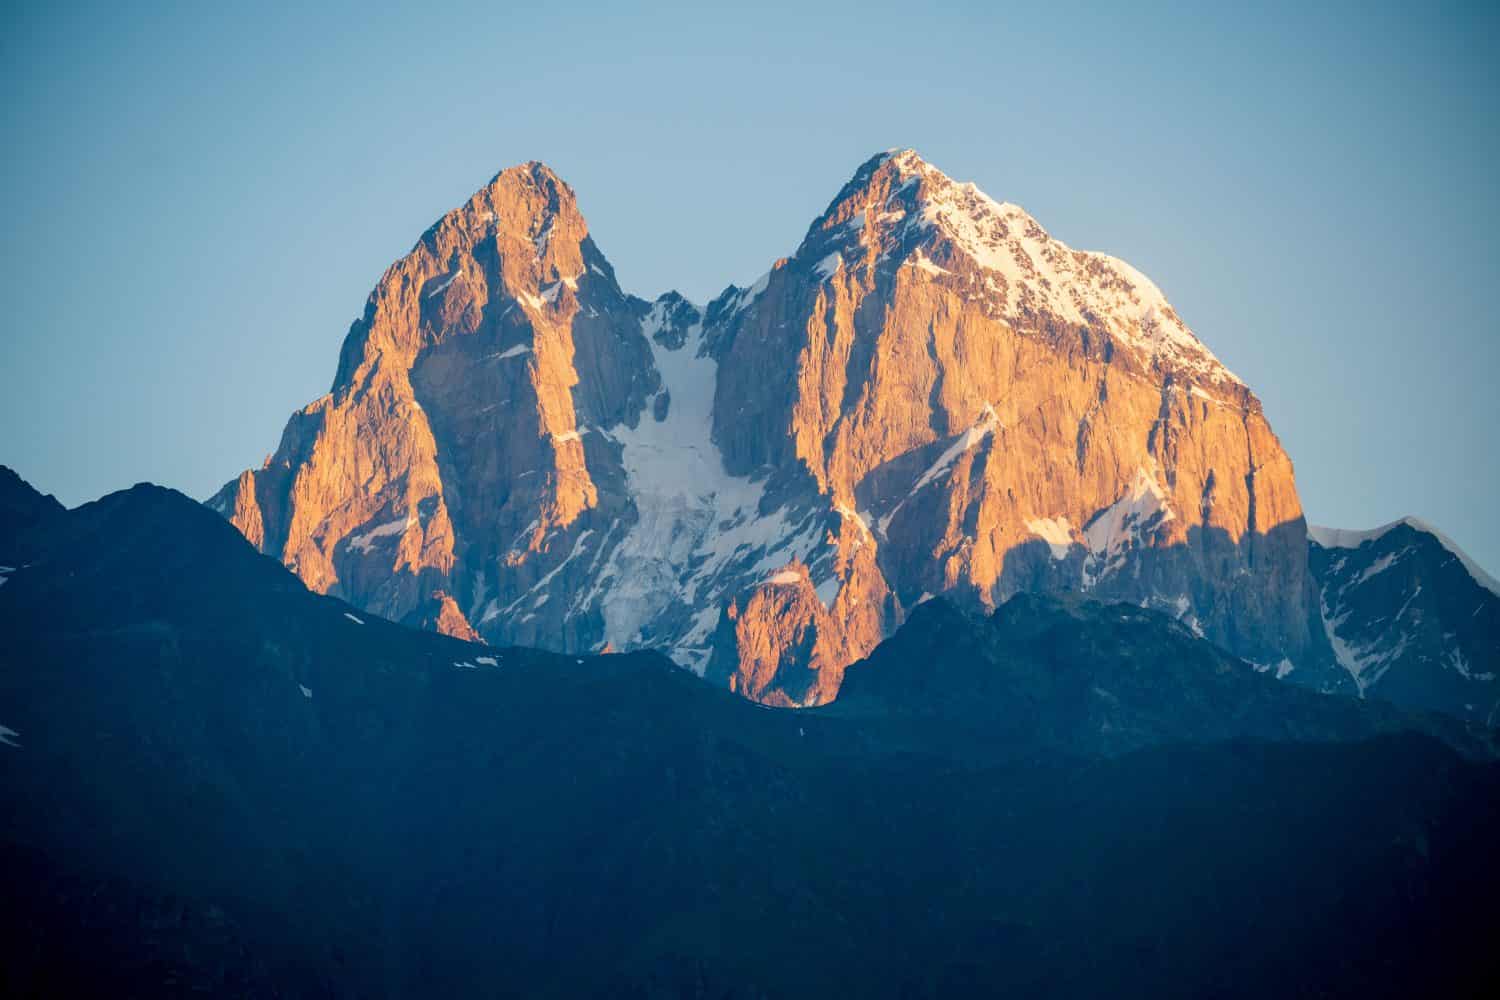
<box><xmin>214</xmin><ymin>150</ymin><xmax>1339</xmax><ymax>704</ymax></box>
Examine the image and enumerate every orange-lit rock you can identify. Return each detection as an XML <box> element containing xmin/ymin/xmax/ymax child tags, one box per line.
<box><xmin>214</xmin><ymin>151</ymin><xmax>1334</xmax><ymax>705</ymax></box>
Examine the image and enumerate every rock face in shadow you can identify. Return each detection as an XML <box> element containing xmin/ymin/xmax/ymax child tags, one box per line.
<box><xmin>3</xmin><ymin>474</ymin><xmax>1499</xmax><ymax>997</ymax></box>
<box><xmin>0</xmin><ymin>466</ymin><xmax>64</xmax><ymax>553</ymax></box>
<box><xmin>213</xmin><ymin>151</ymin><xmax>1323</xmax><ymax>704</ymax></box>
<box><xmin>829</xmin><ymin>594</ymin><xmax>1492</xmax><ymax>760</ymax></box>
<box><xmin>1310</xmin><ymin>518</ymin><xmax>1500</xmax><ymax>722</ymax></box>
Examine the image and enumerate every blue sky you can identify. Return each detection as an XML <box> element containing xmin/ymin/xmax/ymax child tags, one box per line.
<box><xmin>2</xmin><ymin>1</ymin><xmax>1497</xmax><ymax>572</ymax></box>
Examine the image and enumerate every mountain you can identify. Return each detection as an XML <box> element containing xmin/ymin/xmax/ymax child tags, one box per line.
<box><xmin>0</xmin><ymin>464</ymin><xmax>63</xmax><ymax>555</ymax></box>
<box><xmin>4</xmin><ymin>470</ymin><xmax>1499</xmax><ymax>996</ymax></box>
<box><xmin>829</xmin><ymin>593</ymin><xmax>1492</xmax><ymax>760</ymax></box>
<box><xmin>1309</xmin><ymin>518</ymin><xmax>1500</xmax><ymax>722</ymax></box>
<box><xmin>211</xmin><ymin>150</ymin><xmax>1340</xmax><ymax>706</ymax></box>
<box><xmin>208</xmin><ymin>161</ymin><xmax>650</xmax><ymax>648</ymax></box>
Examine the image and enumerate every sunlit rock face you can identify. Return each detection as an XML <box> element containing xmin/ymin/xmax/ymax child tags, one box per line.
<box><xmin>214</xmin><ymin>151</ymin><xmax>1334</xmax><ymax>704</ymax></box>
<box><xmin>212</xmin><ymin>163</ymin><xmax>655</xmax><ymax>650</ymax></box>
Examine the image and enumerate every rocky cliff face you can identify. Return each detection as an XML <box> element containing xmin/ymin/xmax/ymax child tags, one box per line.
<box><xmin>211</xmin><ymin>162</ymin><xmax>657</xmax><ymax>648</ymax></box>
<box><xmin>213</xmin><ymin>150</ymin><xmax>1334</xmax><ymax>704</ymax></box>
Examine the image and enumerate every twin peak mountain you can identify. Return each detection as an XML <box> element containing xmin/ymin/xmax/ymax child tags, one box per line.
<box><xmin>211</xmin><ymin>150</ymin><xmax>1496</xmax><ymax>713</ymax></box>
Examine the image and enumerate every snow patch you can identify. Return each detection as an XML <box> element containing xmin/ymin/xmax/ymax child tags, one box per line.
<box><xmin>505</xmin><ymin>530</ymin><xmax>595</xmax><ymax>614</ymax></box>
<box><xmin>815</xmin><ymin>574</ymin><xmax>842</xmax><ymax>609</ymax></box>
<box><xmin>730</xmin><ymin>271</ymin><xmax>771</xmax><ymax>314</ymax></box>
<box><xmin>908</xmin><ymin>251</ymin><xmax>949</xmax><ymax>277</ymax></box>
<box><xmin>834</xmin><ymin>503</ymin><xmax>874</xmax><ymax>542</ymax></box>
<box><xmin>589</xmin><ymin>297</ymin><xmax>821</xmax><ymax>671</ymax></box>
<box><xmin>1354</xmin><ymin>548</ymin><xmax>1409</xmax><ymax>585</ymax></box>
<box><xmin>534</xmin><ymin>219</ymin><xmax>554</xmax><ymax>256</ymax></box>
<box><xmin>426</xmin><ymin>271</ymin><xmax>460</xmax><ymax>298</ymax></box>
<box><xmin>1025</xmin><ymin>517</ymin><xmax>1074</xmax><ymax>560</ymax></box>
<box><xmin>1319</xmin><ymin>591</ymin><xmax>1408</xmax><ymax>695</ymax></box>
<box><xmin>913</xmin><ymin>406</ymin><xmax>998</xmax><ymax>494</ymax></box>
<box><xmin>1081</xmin><ymin>468</ymin><xmax>1174</xmax><ymax>585</ymax></box>
<box><xmin>347</xmin><ymin>516</ymin><xmax>414</xmax><ymax>554</ymax></box>
<box><xmin>878</xmin><ymin>406</ymin><xmax>998</xmax><ymax>535</ymax></box>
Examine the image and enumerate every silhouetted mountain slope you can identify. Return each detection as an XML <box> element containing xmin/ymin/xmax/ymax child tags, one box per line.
<box><xmin>3</xmin><ymin>476</ymin><xmax>1498</xmax><ymax>997</ymax></box>
<box><xmin>0</xmin><ymin>465</ymin><xmax>63</xmax><ymax>557</ymax></box>
<box><xmin>1310</xmin><ymin>518</ymin><xmax>1500</xmax><ymax>722</ymax></box>
<box><xmin>831</xmin><ymin>594</ymin><xmax>1495</xmax><ymax>760</ymax></box>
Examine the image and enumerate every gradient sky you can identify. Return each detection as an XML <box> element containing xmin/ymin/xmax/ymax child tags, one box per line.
<box><xmin>2</xmin><ymin>1</ymin><xmax>1497</xmax><ymax>572</ymax></box>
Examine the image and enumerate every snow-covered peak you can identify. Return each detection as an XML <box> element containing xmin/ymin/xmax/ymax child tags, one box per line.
<box><xmin>1309</xmin><ymin>517</ymin><xmax>1500</xmax><ymax>598</ymax></box>
<box><xmin>881</xmin><ymin>147</ymin><xmax>954</xmax><ymax>180</ymax></box>
<box><xmin>807</xmin><ymin>150</ymin><xmax>1242</xmax><ymax>388</ymax></box>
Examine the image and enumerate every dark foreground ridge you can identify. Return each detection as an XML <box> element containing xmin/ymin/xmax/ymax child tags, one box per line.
<box><xmin>2</xmin><ymin>470</ymin><xmax>1498</xmax><ymax>997</ymax></box>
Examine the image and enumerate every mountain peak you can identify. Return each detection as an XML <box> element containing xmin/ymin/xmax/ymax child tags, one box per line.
<box><xmin>1310</xmin><ymin>517</ymin><xmax>1500</xmax><ymax>598</ymax></box>
<box><xmin>878</xmin><ymin>147</ymin><xmax>980</xmax><ymax>190</ymax></box>
<box><xmin>1309</xmin><ymin>514</ymin><xmax>1500</xmax><ymax>716</ymax></box>
<box><xmin>462</xmin><ymin>160</ymin><xmax>581</xmax><ymax>232</ymax></box>
<box><xmin>0</xmin><ymin>466</ymin><xmax>66</xmax><ymax>558</ymax></box>
<box><xmin>800</xmin><ymin>149</ymin><xmax>1240</xmax><ymax>387</ymax></box>
<box><xmin>484</xmin><ymin>159</ymin><xmax>572</xmax><ymax>194</ymax></box>
<box><xmin>408</xmin><ymin>160</ymin><xmax>586</xmax><ymax>258</ymax></box>
<box><xmin>829</xmin><ymin>148</ymin><xmax>1022</xmax><ymax>220</ymax></box>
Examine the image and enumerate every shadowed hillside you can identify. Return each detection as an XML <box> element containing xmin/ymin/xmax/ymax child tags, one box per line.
<box><xmin>3</xmin><ymin>472</ymin><xmax>1497</xmax><ymax>997</ymax></box>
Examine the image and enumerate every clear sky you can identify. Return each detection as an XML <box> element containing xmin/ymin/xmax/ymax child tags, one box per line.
<box><xmin>2</xmin><ymin>1</ymin><xmax>1497</xmax><ymax>572</ymax></box>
